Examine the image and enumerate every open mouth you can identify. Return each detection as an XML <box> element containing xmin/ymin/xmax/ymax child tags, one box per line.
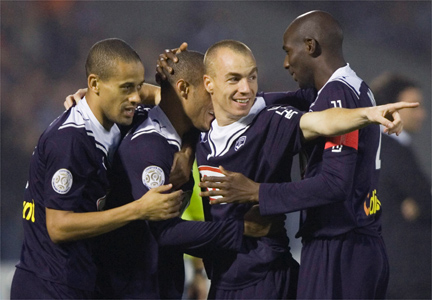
<box><xmin>124</xmin><ymin>107</ymin><xmax>135</xmax><ymax>117</ymax></box>
<box><xmin>233</xmin><ymin>98</ymin><xmax>250</xmax><ymax>104</ymax></box>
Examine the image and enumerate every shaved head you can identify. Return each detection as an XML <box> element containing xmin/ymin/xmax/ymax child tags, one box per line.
<box><xmin>204</xmin><ymin>40</ymin><xmax>255</xmax><ymax>77</ymax></box>
<box><xmin>285</xmin><ymin>10</ymin><xmax>344</xmax><ymax>56</ymax></box>
<box><xmin>161</xmin><ymin>51</ymin><xmax>205</xmax><ymax>88</ymax></box>
<box><xmin>282</xmin><ymin>10</ymin><xmax>346</xmax><ymax>90</ymax></box>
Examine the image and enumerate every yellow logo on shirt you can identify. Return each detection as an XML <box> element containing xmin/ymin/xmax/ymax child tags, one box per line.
<box><xmin>23</xmin><ymin>199</ymin><xmax>35</xmax><ymax>222</ymax></box>
<box><xmin>364</xmin><ymin>190</ymin><xmax>381</xmax><ymax>216</ymax></box>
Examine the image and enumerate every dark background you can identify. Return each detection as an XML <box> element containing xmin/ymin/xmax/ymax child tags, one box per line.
<box><xmin>1</xmin><ymin>1</ymin><xmax>430</xmax><ymax>297</ymax></box>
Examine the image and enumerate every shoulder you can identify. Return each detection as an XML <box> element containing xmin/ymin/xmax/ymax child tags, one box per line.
<box><xmin>40</xmin><ymin>110</ymin><xmax>92</xmax><ymax>155</ymax></box>
<box><xmin>257</xmin><ymin>105</ymin><xmax>303</xmax><ymax>122</ymax></box>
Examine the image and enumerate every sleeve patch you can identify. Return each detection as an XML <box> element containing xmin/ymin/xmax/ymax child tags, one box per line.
<box><xmin>325</xmin><ymin>130</ymin><xmax>359</xmax><ymax>150</ymax></box>
<box><xmin>51</xmin><ymin>168</ymin><xmax>73</xmax><ymax>194</ymax></box>
<box><xmin>142</xmin><ymin>166</ymin><xmax>165</xmax><ymax>189</ymax></box>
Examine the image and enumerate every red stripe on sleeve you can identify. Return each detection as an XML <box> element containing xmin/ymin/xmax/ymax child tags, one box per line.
<box><xmin>325</xmin><ymin>130</ymin><xmax>359</xmax><ymax>150</ymax></box>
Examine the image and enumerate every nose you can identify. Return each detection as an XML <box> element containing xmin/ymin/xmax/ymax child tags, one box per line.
<box><xmin>283</xmin><ymin>55</ymin><xmax>290</xmax><ymax>69</ymax></box>
<box><xmin>238</xmin><ymin>78</ymin><xmax>252</xmax><ymax>94</ymax></box>
<box><xmin>129</xmin><ymin>88</ymin><xmax>141</xmax><ymax>105</ymax></box>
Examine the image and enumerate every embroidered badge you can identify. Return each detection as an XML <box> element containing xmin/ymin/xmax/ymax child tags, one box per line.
<box><xmin>235</xmin><ymin>136</ymin><xmax>247</xmax><ymax>151</ymax></box>
<box><xmin>51</xmin><ymin>168</ymin><xmax>73</xmax><ymax>194</ymax></box>
<box><xmin>142</xmin><ymin>166</ymin><xmax>165</xmax><ymax>189</ymax></box>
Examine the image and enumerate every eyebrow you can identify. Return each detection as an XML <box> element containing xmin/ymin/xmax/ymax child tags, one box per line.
<box><xmin>120</xmin><ymin>79</ymin><xmax>145</xmax><ymax>87</ymax></box>
<box><xmin>225</xmin><ymin>67</ymin><xmax>258</xmax><ymax>77</ymax></box>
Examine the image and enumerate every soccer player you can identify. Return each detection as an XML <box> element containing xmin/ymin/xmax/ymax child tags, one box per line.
<box><xmin>10</xmin><ymin>38</ymin><xmax>184</xmax><ymax>299</ymax></box>
<box><xmin>200</xmin><ymin>11</ymin><xmax>409</xmax><ymax>299</ymax></box>
<box><xmin>87</xmin><ymin>50</ymin><xmax>282</xmax><ymax>299</ymax></box>
<box><xmin>195</xmin><ymin>38</ymin><xmax>418</xmax><ymax>299</ymax></box>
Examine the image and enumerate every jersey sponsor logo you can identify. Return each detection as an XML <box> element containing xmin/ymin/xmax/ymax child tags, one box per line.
<box><xmin>22</xmin><ymin>199</ymin><xmax>35</xmax><ymax>222</ymax></box>
<box><xmin>325</xmin><ymin>130</ymin><xmax>359</xmax><ymax>151</ymax></box>
<box><xmin>364</xmin><ymin>189</ymin><xmax>381</xmax><ymax>216</ymax></box>
<box><xmin>142</xmin><ymin>166</ymin><xmax>165</xmax><ymax>189</ymax></box>
<box><xmin>51</xmin><ymin>168</ymin><xmax>73</xmax><ymax>194</ymax></box>
<box><xmin>198</xmin><ymin>165</ymin><xmax>226</xmax><ymax>203</ymax></box>
<box><xmin>235</xmin><ymin>136</ymin><xmax>247</xmax><ymax>151</ymax></box>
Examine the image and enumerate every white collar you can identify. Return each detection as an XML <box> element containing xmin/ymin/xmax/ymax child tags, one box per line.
<box><xmin>206</xmin><ymin>97</ymin><xmax>266</xmax><ymax>159</ymax></box>
<box><xmin>76</xmin><ymin>97</ymin><xmax>121</xmax><ymax>163</ymax></box>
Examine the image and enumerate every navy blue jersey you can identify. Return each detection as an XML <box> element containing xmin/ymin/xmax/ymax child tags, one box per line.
<box><xmin>100</xmin><ymin>105</ymin><xmax>244</xmax><ymax>299</ymax></box>
<box><xmin>17</xmin><ymin>98</ymin><xmax>120</xmax><ymax>292</ymax></box>
<box><xmin>260</xmin><ymin>65</ymin><xmax>382</xmax><ymax>239</ymax></box>
<box><xmin>196</xmin><ymin>96</ymin><xmax>304</xmax><ymax>289</ymax></box>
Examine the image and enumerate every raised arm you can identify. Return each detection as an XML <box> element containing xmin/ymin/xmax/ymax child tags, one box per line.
<box><xmin>300</xmin><ymin>101</ymin><xmax>419</xmax><ymax>141</ymax></box>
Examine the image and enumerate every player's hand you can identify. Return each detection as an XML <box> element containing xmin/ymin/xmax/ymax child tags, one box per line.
<box><xmin>199</xmin><ymin>166</ymin><xmax>260</xmax><ymax>205</ymax></box>
<box><xmin>155</xmin><ymin>42</ymin><xmax>188</xmax><ymax>83</ymax></box>
<box><xmin>369</xmin><ymin>101</ymin><xmax>419</xmax><ymax>135</ymax></box>
<box><xmin>135</xmin><ymin>184</ymin><xmax>183</xmax><ymax>221</ymax></box>
<box><xmin>243</xmin><ymin>205</ymin><xmax>285</xmax><ymax>237</ymax></box>
<box><xmin>169</xmin><ymin>149</ymin><xmax>194</xmax><ymax>190</ymax></box>
<box><xmin>64</xmin><ymin>88</ymin><xmax>87</xmax><ymax>109</ymax></box>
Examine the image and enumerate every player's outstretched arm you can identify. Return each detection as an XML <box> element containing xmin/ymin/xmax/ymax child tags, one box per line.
<box><xmin>199</xmin><ymin>166</ymin><xmax>260</xmax><ymax>205</ymax></box>
<box><xmin>46</xmin><ymin>184</ymin><xmax>182</xmax><ymax>243</ymax></box>
<box><xmin>300</xmin><ymin>101</ymin><xmax>419</xmax><ymax>141</ymax></box>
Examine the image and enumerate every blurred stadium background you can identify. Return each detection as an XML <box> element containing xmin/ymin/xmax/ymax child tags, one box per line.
<box><xmin>1</xmin><ymin>1</ymin><xmax>430</xmax><ymax>298</ymax></box>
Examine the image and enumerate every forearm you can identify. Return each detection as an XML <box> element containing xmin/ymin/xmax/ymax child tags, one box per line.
<box><xmin>301</xmin><ymin>107</ymin><xmax>370</xmax><ymax>140</ymax></box>
<box><xmin>259</xmin><ymin>150</ymin><xmax>356</xmax><ymax>215</ymax></box>
<box><xmin>140</xmin><ymin>83</ymin><xmax>161</xmax><ymax>105</ymax></box>
<box><xmin>151</xmin><ymin>218</ymin><xmax>244</xmax><ymax>254</ymax></box>
<box><xmin>46</xmin><ymin>201</ymin><xmax>141</xmax><ymax>243</ymax></box>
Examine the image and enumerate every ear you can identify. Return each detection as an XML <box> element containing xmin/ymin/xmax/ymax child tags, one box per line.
<box><xmin>88</xmin><ymin>74</ymin><xmax>100</xmax><ymax>95</ymax></box>
<box><xmin>177</xmin><ymin>79</ymin><xmax>189</xmax><ymax>98</ymax></box>
<box><xmin>304</xmin><ymin>37</ymin><xmax>321</xmax><ymax>57</ymax></box>
<box><xmin>203</xmin><ymin>75</ymin><xmax>214</xmax><ymax>94</ymax></box>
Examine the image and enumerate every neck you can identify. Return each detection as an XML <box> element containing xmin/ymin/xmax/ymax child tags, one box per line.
<box><xmin>159</xmin><ymin>92</ymin><xmax>191</xmax><ymax>138</ymax></box>
<box><xmin>315</xmin><ymin>57</ymin><xmax>346</xmax><ymax>90</ymax></box>
<box><xmin>85</xmin><ymin>93</ymin><xmax>113</xmax><ymax>130</ymax></box>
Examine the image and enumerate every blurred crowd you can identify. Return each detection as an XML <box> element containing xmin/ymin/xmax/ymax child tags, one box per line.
<box><xmin>1</xmin><ymin>0</ymin><xmax>430</xmax><ymax>262</ymax></box>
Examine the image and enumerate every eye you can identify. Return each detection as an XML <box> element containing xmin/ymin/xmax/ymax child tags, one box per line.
<box><xmin>249</xmin><ymin>74</ymin><xmax>257</xmax><ymax>81</ymax></box>
<box><xmin>227</xmin><ymin>76</ymin><xmax>240</xmax><ymax>83</ymax></box>
<box><xmin>137</xmin><ymin>83</ymin><xmax>143</xmax><ymax>90</ymax></box>
<box><xmin>122</xmin><ymin>85</ymin><xmax>133</xmax><ymax>91</ymax></box>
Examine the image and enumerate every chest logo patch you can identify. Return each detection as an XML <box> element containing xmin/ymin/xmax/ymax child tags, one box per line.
<box><xmin>51</xmin><ymin>168</ymin><xmax>73</xmax><ymax>194</ymax></box>
<box><xmin>142</xmin><ymin>166</ymin><xmax>165</xmax><ymax>189</ymax></box>
<box><xmin>235</xmin><ymin>136</ymin><xmax>247</xmax><ymax>151</ymax></box>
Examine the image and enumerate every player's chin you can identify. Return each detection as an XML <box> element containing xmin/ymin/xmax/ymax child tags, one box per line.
<box><xmin>117</xmin><ymin>116</ymin><xmax>134</xmax><ymax>127</ymax></box>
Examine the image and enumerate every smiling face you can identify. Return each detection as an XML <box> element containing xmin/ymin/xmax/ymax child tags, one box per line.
<box><xmin>204</xmin><ymin>47</ymin><xmax>258</xmax><ymax>126</ymax></box>
<box><xmin>96</xmin><ymin>60</ymin><xmax>145</xmax><ymax>129</ymax></box>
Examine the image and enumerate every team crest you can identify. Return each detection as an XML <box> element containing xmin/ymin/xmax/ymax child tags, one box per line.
<box><xmin>51</xmin><ymin>168</ymin><xmax>73</xmax><ymax>194</ymax></box>
<box><xmin>235</xmin><ymin>136</ymin><xmax>247</xmax><ymax>151</ymax></box>
<box><xmin>142</xmin><ymin>166</ymin><xmax>165</xmax><ymax>189</ymax></box>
